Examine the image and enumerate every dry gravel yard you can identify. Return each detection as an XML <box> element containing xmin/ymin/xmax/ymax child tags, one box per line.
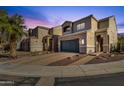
<box><xmin>47</xmin><ymin>54</ymin><xmax>87</xmax><ymax>66</ymax></box>
<box><xmin>0</xmin><ymin>52</ymin><xmax>78</xmax><ymax>66</ymax></box>
<box><xmin>86</xmin><ymin>53</ymin><xmax>124</xmax><ymax>64</ymax></box>
<box><xmin>1</xmin><ymin>51</ymin><xmax>124</xmax><ymax>66</ymax></box>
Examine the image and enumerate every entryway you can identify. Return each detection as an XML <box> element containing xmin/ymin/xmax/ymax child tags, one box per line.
<box><xmin>96</xmin><ymin>35</ymin><xmax>103</xmax><ymax>52</ymax></box>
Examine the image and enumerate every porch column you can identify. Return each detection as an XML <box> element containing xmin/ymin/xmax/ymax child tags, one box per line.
<box><xmin>103</xmin><ymin>34</ymin><xmax>109</xmax><ymax>53</ymax></box>
<box><xmin>58</xmin><ymin>39</ymin><xmax>61</xmax><ymax>52</ymax></box>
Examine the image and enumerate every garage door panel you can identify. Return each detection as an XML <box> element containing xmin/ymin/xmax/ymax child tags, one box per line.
<box><xmin>61</xmin><ymin>39</ymin><xmax>79</xmax><ymax>52</ymax></box>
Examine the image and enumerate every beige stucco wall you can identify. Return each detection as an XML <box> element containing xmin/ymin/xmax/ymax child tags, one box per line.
<box><xmin>79</xmin><ymin>33</ymin><xmax>87</xmax><ymax>53</ymax></box>
<box><xmin>37</xmin><ymin>27</ymin><xmax>49</xmax><ymax>40</ymax></box>
<box><xmin>107</xmin><ymin>17</ymin><xmax>118</xmax><ymax>50</ymax></box>
<box><xmin>53</xmin><ymin>26</ymin><xmax>62</xmax><ymax>36</ymax></box>
<box><xmin>98</xmin><ymin>19</ymin><xmax>109</xmax><ymax>29</ymax></box>
<box><xmin>30</xmin><ymin>27</ymin><xmax>49</xmax><ymax>52</ymax></box>
<box><xmin>30</xmin><ymin>38</ymin><xmax>42</xmax><ymax>52</ymax></box>
<box><xmin>94</xmin><ymin>16</ymin><xmax>117</xmax><ymax>53</ymax></box>
<box><xmin>86</xmin><ymin>18</ymin><xmax>97</xmax><ymax>53</ymax></box>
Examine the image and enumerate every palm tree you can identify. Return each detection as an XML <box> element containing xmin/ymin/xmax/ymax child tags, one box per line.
<box><xmin>0</xmin><ymin>10</ymin><xmax>12</xmax><ymax>53</ymax></box>
<box><xmin>8</xmin><ymin>14</ymin><xmax>26</xmax><ymax>58</ymax></box>
<box><xmin>0</xmin><ymin>10</ymin><xmax>12</xmax><ymax>41</ymax></box>
<box><xmin>0</xmin><ymin>10</ymin><xmax>26</xmax><ymax>58</ymax></box>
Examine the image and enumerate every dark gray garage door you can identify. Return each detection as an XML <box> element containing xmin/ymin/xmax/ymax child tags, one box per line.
<box><xmin>61</xmin><ymin>39</ymin><xmax>79</xmax><ymax>52</ymax></box>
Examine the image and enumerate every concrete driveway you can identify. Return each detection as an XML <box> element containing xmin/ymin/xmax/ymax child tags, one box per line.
<box><xmin>0</xmin><ymin>52</ymin><xmax>77</xmax><ymax>66</ymax></box>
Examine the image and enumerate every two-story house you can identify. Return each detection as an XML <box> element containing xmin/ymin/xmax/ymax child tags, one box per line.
<box><xmin>58</xmin><ymin>15</ymin><xmax>118</xmax><ymax>53</ymax></box>
<box><xmin>20</xmin><ymin>15</ymin><xmax>118</xmax><ymax>54</ymax></box>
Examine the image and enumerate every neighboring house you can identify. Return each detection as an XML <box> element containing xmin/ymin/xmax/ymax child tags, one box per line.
<box><xmin>20</xmin><ymin>37</ymin><xmax>30</xmax><ymax>51</ymax></box>
<box><xmin>30</xmin><ymin>26</ymin><xmax>49</xmax><ymax>52</ymax></box>
<box><xmin>20</xmin><ymin>26</ymin><xmax>63</xmax><ymax>52</ymax></box>
<box><xmin>20</xmin><ymin>26</ymin><xmax>49</xmax><ymax>52</ymax></box>
<box><xmin>58</xmin><ymin>15</ymin><xmax>118</xmax><ymax>53</ymax></box>
<box><xmin>42</xmin><ymin>26</ymin><xmax>62</xmax><ymax>52</ymax></box>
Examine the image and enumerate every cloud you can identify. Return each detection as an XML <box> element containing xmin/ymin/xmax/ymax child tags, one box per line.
<box><xmin>118</xmin><ymin>28</ymin><xmax>124</xmax><ymax>33</ymax></box>
<box><xmin>0</xmin><ymin>6</ymin><xmax>51</xmax><ymax>27</ymax></box>
<box><xmin>24</xmin><ymin>18</ymin><xmax>52</xmax><ymax>29</ymax></box>
<box><xmin>21</xmin><ymin>7</ymin><xmax>64</xmax><ymax>28</ymax></box>
<box><xmin>47</xmin><ymin>16</ymin><xmax>65</xmax><ymax>26</ymax></box>
<box><xmin>24</xmin><ymin>16</ymin><xmax>65</xmax><ymax>29</ymax></box>
<box><xmin>117</xmin><ymin>22</ymin><xmax>124</xmax><ymax>33</ymax></box>
<box><xmin>118</xmin><ymin>22</ymin><xmax>124</xmax><ymax>29</ymax></box>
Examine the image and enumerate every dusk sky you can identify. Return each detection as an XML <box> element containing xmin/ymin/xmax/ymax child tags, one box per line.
<box><xmin>0</xmin><ymin>6</ymin><xmax>124</xmax><ymax>33</ymax></box>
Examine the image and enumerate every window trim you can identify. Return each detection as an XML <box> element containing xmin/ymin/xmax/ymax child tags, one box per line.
<box><xmin>76</xmin><ymin>23</ymin><xmax>85</xmax><ymax>31</ymax></box>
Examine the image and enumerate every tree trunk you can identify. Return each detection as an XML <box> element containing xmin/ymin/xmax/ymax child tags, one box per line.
<box><xmin>10</xmin><ymin>40</ymin><xmax>17</xmax><ymax>58</ymax></box>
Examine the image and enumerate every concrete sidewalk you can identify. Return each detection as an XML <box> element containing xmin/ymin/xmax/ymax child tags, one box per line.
<box><xmin>36</xmin><ymin>77</ymin><xmax>55</xmax><ymax>86</ymax></box>
<box><xmin>0</xmin><ymin>60</ymin><xmax>124</xmax><ymax>85</ymax></box>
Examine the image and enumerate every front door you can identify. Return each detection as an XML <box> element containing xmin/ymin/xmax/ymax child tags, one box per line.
<box><xmin>49</xmin><ymin>39</ymin><xmax>52</xmax><ymax>51</ymax></box>
<box><xmin>96</xmin><ymin>35</ymin><xmax>103</xmax><ymax>52</ymax></box>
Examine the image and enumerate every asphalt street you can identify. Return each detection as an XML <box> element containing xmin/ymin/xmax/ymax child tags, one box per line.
<box><xmin>55</xmin><ymin>72</ymin><xmax>124</xmax><ymax>86</ymax></box>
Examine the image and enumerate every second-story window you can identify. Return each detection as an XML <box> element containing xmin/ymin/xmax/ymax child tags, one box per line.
<box><xmin>64</xmin><ymin>26</ymin><xmax>71</xmax><ymax>32</ymax></box>
<box><xmin>77</xmin><ymin>23</ymin><xmax>85</xmax><ymax>31</ymax></box>
<box><xmin>32</xmin><ymin>30</ymin><xmax>38</xmax><ymax>37</ymax></box>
